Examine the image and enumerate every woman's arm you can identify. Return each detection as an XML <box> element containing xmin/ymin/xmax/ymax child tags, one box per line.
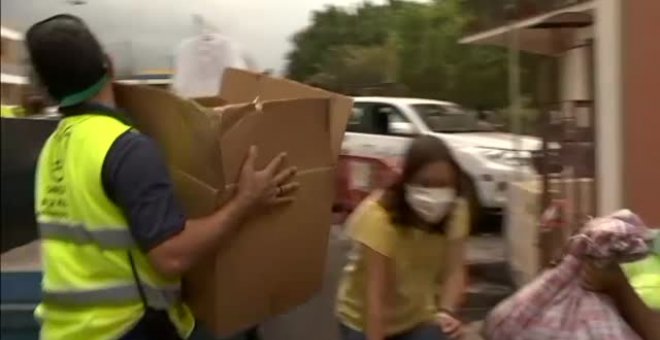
<box><xmin>364</xmin><ymin>244</ymin><xmax>391</xmax><ymax>340</ymax></box>
<box><xmin>439</xmin><ymin>238</ymin><xmax>467</xmax><ymax>312</ymax></box>
<box><xmin>439</xmin><ymin>200</ymin><xmax>469</xmax><ymax>312</ymax></box>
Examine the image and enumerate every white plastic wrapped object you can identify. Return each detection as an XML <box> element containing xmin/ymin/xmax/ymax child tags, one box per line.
<box><xmin>172</xmin><ymin>15</ymin><xmax>257</xmax><ymax>99</ymax></box>
<box><xmin>484</xmin><ymin>210</ymin><xmax>654</xmax><ymax>340</ymax></box>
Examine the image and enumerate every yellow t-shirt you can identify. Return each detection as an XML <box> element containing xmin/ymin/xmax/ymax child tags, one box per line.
<box><xmin>336</xmin><ymin>195</ymin><xmax>470</xmax><ymax>335</ymax></box>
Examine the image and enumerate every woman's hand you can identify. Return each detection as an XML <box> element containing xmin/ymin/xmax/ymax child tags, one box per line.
<box><xmin>434</xmin><ymin>311</ymin><xmax>463</xmax><ymax>339</ymax></box>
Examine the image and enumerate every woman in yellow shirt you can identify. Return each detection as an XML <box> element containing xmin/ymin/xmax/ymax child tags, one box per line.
<box><xmin>336</xmin><ymin>136</ymin><xmax>468</xmax><ymax>340</ymax></box>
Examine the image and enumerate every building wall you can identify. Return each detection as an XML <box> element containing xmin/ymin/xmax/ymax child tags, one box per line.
<box><xmin>560</xmin><ymin>48</ymin><xmax>589</xmax><ymax>102</ymax></box>
<box><xmin>623</xmin><ymin>0</ymin><xmax>660</xmax><ymax>226</ymax></box>
<box><xmin>559</xmin><ymin>31</ymin><xmax>594</xmax><ymax>141</ymax></box>
<box><xmin>0</xmin><ymin>83</ymin><xmax>26</xmax><ymax>106</ymax></box>
<box><xmin>559</xmin><ymin>27</ymin><xmax>592</xmax><ymax>103</ymax></box>
<box><xmin>1</xmin><ymin>35</ymin><xmax>25</xmax><ymax>66</ymax></box>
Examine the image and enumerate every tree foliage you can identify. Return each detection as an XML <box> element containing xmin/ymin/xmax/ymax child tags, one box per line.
<box><xmin>286</xmin><ymin>0</ymin><xmax>537</xmax><ymax>110</ymax></box>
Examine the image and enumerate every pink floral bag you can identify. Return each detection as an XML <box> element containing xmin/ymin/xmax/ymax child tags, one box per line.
<box><xmin>483</xmin><ymin>210</ymin><xmax>655</xmax><ymax>340</ymax></box>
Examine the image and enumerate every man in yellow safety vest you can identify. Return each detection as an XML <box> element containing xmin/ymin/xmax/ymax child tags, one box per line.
<box><xmin>26</xmin><ymin>14</ymin><xmax>299</xmax><ymax>340</ymax></box>
<box><xmin>582</xmin><ymin>232</ymin><xmax>660</xmax><ymax>339</ymax></box>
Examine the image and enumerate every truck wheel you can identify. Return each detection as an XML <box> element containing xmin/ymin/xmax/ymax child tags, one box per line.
<box><xmin>462</xmin><ymin>175</ymin><xmax>484</xmax><ymax>234</ymax></box>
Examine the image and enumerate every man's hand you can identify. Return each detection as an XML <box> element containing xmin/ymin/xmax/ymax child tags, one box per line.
<box><xmin>581</xmin><ymin>260</ymin><xmax>660</xmax><ymax>340</ymax></box>
<box><xmin>434</xmin><ymin>311</ymin><xmax>463</xmax><ymax>339</ymax></box>
<box><xmin>235</xmin><ymin>146</ymin><xmax>299</xmax><ymax>210</ymax></box>
<box><xmin>581</xmin><ymin>260</ymin><xmax>627</xmax><ymax>293</ymax></box>
<box><xmin>146</xmin><ymin>146</ymin><xmax>298</xmax><ymax>277</ymax></box>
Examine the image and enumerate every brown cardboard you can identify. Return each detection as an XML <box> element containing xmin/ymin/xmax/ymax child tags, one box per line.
<box><xmin>114</xmin><ymin>84</ymin><xmax>225</xmax><ymax>217</ymax></box>
<box><xmin>113</xmin><ymin>78</ymin><xmax>347</xmax><ymax>336</ymax></box>
<box><xmin>187</xmin><ymin>99</ymin><xmax>336</xmax><ymax>336</ymax></box>
<box><xmin>220</xmin><ymin>68</ymin><xmax>353</xmax><ymax>160</ymax></box>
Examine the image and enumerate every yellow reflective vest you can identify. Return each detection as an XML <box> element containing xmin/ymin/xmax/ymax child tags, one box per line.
<box><xmin>35</xmin><ymin>113</ymin><xmax>194</xmax><ymax>340</ymax></box>
<box><xmin>623</xmin><ymin>233</ymin><xmax>660</xmax><ymax>310</ymax></box>
<box><xmin>1</xmin><ymin>105</ymin><xmax>24</xmax><ymax>117</ymax></box>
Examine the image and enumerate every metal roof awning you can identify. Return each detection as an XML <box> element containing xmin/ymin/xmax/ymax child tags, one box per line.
<box><xmin>460</xmin><ymin>1</ymin><xmax>595</xmax><ymax>55</ymax></box>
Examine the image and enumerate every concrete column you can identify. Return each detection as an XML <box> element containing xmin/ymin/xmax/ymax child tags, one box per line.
<box><xmin>594</xmin><ymin>0</ymin><xmax>623</xmax><ymax>215</ymax></box>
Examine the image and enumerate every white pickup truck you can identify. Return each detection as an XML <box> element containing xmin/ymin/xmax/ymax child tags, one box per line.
<box><xmin>342</xmin><ymin>97</ymin><xmax>540</xmax><ymax>223</ymax></box>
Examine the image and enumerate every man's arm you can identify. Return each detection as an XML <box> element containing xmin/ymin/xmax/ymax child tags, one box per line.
<box><xmin>147</xmin><ymin>198</ymin><xmax>248</xmax><ymax>277</ymax></box>
<box><xmin>608</xmin><ymin>275</ymin><xmax>660</xmax><ymax>340</ymax></box>
<box><xmin>148</xmin><ymin>146</ymin><xmax>298</xmax><ymax>277</ymax></box>
<box><xmin>582</xmin><ymin>262</ymin><xmax>660</xmax><ymax>340</ymax></box>
<box><xmin>104</xmin><ymin>132</ymin><xmax>298</xmax><ymax>277</ymax></box>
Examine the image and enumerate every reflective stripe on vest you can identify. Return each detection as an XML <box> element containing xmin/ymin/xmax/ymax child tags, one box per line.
<box><xmin>39</xmin><ymin>222</ymin><xmax>135</xmax><ymax>248</ymax></box>
<box><xmin>42</xmin><ymin>283</ymin><xmax>181</xmax><ymax>310</ymax></box>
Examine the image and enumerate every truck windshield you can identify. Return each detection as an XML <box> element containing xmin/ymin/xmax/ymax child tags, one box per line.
<box><xmin>412</xmin><ymin>103</ymin><xmax>490</xmax><ymax>133</ymax></box>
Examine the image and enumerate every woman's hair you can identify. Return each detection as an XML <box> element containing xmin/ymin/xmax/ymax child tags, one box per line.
<box><xmin>381</xmin><ymin>135</ymin><xmax>462</xmax><ymax>234</ymax></box>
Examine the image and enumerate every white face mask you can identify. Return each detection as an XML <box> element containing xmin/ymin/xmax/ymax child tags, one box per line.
<box><xmin>405</xmin><ymin>185</ymin><xmax>456</xmax><ymax>224</ymax></box>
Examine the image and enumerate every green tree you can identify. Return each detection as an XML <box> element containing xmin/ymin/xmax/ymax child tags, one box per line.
<box><xmin>286</xmin><ymin>4</ymin><xmax>392</xmax><ymax>81</ymax></box>
<box><xmin>286</xmin><ymin>0</ymin><xmax>539</xmax><ymax>111</ymax></box>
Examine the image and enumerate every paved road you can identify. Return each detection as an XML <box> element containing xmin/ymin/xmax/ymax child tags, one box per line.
<box><xmin>259</xmin><ymin>226</ymin><xmax>504</xmax><ymax>340</ymax></box>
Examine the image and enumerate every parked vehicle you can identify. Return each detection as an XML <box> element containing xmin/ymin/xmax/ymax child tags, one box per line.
<box><xmin>341</xmin><ymin>97</ymin><xmax>540</xmax><ymax>227</ymax></box>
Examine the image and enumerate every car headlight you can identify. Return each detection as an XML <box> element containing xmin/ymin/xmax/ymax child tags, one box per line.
<box><xmin>478</xmin><ymin>148</ymin><xmax>532</xmax><ymax>167</ymax></box>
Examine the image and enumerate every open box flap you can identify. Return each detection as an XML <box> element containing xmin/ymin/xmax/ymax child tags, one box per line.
<box><xmin>220</xmin><ymin>68</ymin><xmax>351</xmax><ymax>160</ymax></box>
<box><xmin>114</xmin><ymin>83</ymin><xmax>224</xmax><ymax>189</ymax></box>
<box><xmin>217</xmin><ymin>98</ymin><xmax>333</xmax><ymax>186</ymax></box>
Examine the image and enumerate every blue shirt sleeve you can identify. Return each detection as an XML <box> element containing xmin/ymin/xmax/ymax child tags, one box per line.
<box><xmin>102</xmin><ymin>130</ymin><xmax>186</xmax><ymax>251</ymax></box>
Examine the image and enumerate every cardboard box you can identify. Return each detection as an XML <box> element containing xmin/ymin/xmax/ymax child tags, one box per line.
<box><xmin>220</xmin><ymin>68</ymin><xmax>353</xmax><ymax>159</ymax></box>
<box><xmin>114</xmin><ymin>70</ymin><xmax>351</xmax><ymax>336</ymax></box>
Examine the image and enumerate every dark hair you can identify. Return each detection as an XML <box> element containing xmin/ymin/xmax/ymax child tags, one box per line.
<box><xmin>26</xmin><ymin>14</ymin><xmax>107</xmax><ymax>105</ymax></box>
<box><xmin>381</xmin><ymin>135</ymin><xmax>462</xmax><ymax>234</ymax></box>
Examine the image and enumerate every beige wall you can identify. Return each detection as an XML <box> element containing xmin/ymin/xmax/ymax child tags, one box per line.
<box><xmin>559</xmin><ymin>27</ymin><xmax>593</xmax><ymax>103</ymax></box>
<box><xmin>623</xmin><ymin>0</ymin><xmax>660</xmax><ymax>226</ymax></box>
<box><xmin>0</xmin><ymin>82</ymin><xmax>24</xmax><ymax>105</ymax></box>
<box><xmin>1</xmin><ymin>36</ymin><xmax>24</xmax><ymax>65</ymax></box>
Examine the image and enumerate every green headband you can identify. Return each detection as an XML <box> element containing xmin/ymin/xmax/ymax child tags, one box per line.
<box><xmin>59</xmin><ymin>74</ymin><xmax>110</xmax><ymax>107</ymax></box>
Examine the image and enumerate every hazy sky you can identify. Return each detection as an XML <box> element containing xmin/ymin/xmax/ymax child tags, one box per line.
<box><xmin>1</xmin><ymin>0</ymin><xmax>402</xmax><ymax>75</ymax></box>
